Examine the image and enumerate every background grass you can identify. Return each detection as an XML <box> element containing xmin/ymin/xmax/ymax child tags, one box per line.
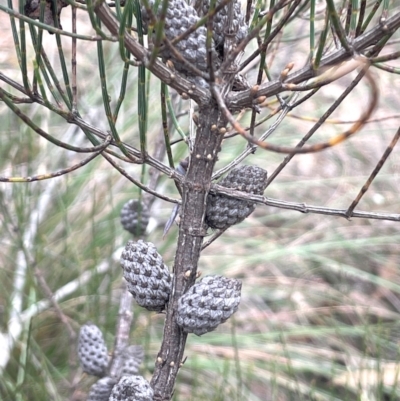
<box><xmin>1</xmin><ymin>1</ymin><xmax>400</xmax><ymax>400</ymax></box>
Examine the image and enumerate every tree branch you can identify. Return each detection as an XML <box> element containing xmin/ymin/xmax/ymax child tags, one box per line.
<box><xmin>227</xmin><ymin>11</ymin><xmax>400</xmax><ymax>111</ymax></box>
<box><xmin>150</xmin><ymin>105</ymin><xmax>226</xmax><ymax>400</ymax></box>
<box><xmin>209</xmin><ymin>184</ymin><xmax>400</xmax><ymax>222</ymax></box>
<box><xmin>94</xmin><ymin>1</ymin><xmax>211</xmax><ymax>107</ymax></box>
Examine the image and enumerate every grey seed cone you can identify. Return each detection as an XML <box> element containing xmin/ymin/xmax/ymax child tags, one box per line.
<box><xmin>194</xmin><ymin>0</ymin><xmax>248</xmax><ymax>57</ymax></box>
<box><xmin>120</xmin><ymin>345</ymin><xmax>145</xmax><ymax>376</ymax></box>
<box><xmin>108</xmin><ymin>375</ymin><xmax>153</xmax><ymax>401</ymax></box>
<box><xmin>121</xmin><ymin>240</ymin><xmax>172</xmax><ymax>312</ymax></box>
<box><xmin>78</xmin><ymin>323</ymin><xmax>109</xmax><ymax>377</ymax></box>
<box><xmin>205</xmin><ymin>165</ymin><xmax>268</xmax><ymax>230</ymax></box>
<box><xmin>120</xmin><ymin>199</ymin><xmax>150</xmax><ymax>236</ymax></box>
<box><xmin>141</xmin><ymin>0</ymin><xmax>219</xmax><ymax>76</ymax></box>
<box><xmin>87</xmin><ymin>377</ymin><xmax>116</xmax><ymax>401</ymax></box>
<box><xmin>176</xmin><ymin>275</ymin><xmax>242</xmax><ymax>335</ymax></box>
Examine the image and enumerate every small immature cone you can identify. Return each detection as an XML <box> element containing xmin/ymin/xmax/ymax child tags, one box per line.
<box><xmin>120</xmin><ymin>240</ymin><xmax>172</xmax><ymax>312</ymax></box>
<box><xmin>205</xmin><ymin>165</ymin><xmax>268</xmax><ymax>230</ymax></box>
<box><xmin>176</xmin><ymin>275</ymin><xmax>242</xmax><ymax>336</ymax></box>
<box><xmin>87</xmin><ymin>377</ymin><xmax>116</xmax><ymax>401</ymax></box>
<box><xmin>108</xmin><ymin>375</ymin><xmax>154</xmax><ymax>401</ymax></box>
<box><xmin>119</xmin><ymin>345</ymin><xmax>145</xmax><ymax>376</ymax></box>
<box><xmin>120</xmin><ymin>199</ymin><xmax>150</xmax><ymax>236</ymax></box>
<box><xmin>78</xmin><ymin>323</ymin><xmax>109</xmax><ymax>377</ymax></box>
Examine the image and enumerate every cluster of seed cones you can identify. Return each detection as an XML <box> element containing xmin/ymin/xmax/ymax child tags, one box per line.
<box><xmin>120</xmin><ymin>240</ymin><xmax>242</xmax><ymax>336</ymax></box>
<box><xmin>141</xmin><ymin>0</ymin><xmax>248</xmax><ymax>87</ymax></box>
<box><xmin>26</xmin><ymin>0</ymin><xmax>263</xmax><ymax>397</ymax></box>
<box><xmin>82</xmin><ymin>163</ymin><xmax>266</xmax><ymax>399</ymax></box>
<box><xmin>88</xmin><ymin>374</ymin><xmax>153</xmax><ymax>401</ymax></box>
<box><xmin>23</xmin><ymin>0</ymin><xmax>249</xmax><ymax>89</ymax></box>
<box><xmin>78</xmin><ymin>323</ymin><xmax>150</xmax><ymax>401</ymax></box>
<box><xmin>119</xmin><ymin>164</ymin><xmax>266</xmax><ymax>327</ymax></box>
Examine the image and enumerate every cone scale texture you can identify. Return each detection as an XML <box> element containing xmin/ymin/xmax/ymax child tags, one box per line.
<box><xmin>78</xmin><ymin>323</ymin><xmax>109</xmax><ymax>377</ymax></box>
<box><xmin>120</xmin><ymin>199</ymin><xmax>150</xmax><ymax>236</ymax></box>
<box><xmin>119</xmin><ymin>345</ymin><xmax>145</xmax><ymax>376</ymax></box>
<box><xmin>195</xmin><ymin>0</ymin><xmax>248</xmax><ymax>57</ymax></box>
<box><xmin>141</xmin><ymin>0</ymin><xmax>219</xmax><ymax>82</ymax></box>
<box><xmin>176</xmin><ymin>275</ymin><xmax>242</xmax><ymax>335</ymax></box>
<box><xmin>120</xmin><ymin>240</ymin><xmax>172</xmax><ymax>312</ymax></box>
<box><xmin>205</xmin><ymin>165</ymin><xmax>268</xmax><ymax>230</ymax></box>
<box><xmin>87</xmin><ymin>377</ymin><xmax>116</xmax><ymax>401</ymax></box>
<box><xmin>108</xmin><ymin>375</ymin><xmax>154</xmax><ymax>401</ymax></box>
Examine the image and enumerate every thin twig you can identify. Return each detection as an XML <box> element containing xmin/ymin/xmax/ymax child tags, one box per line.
<box><xmin>346</xmin><ymin>126</ymin><xmax>400</xmax><ymax>217</ymax></box>
<box><xmin>33</xmin><ymin>267</ymin><xmax>77</xmax><ymax>340</ymax></box>
<box><xmin>212</xmin><ymin>103</ymin><xmax>291</xmax><ymax>180</ymax></box>
<box><xmin>101</xmin><ymin>152</ymin><xmax>181</xmax><ymax>204</ymax></box>
<box><xmin>0</xmin><ymin>3</ymin><xmax>108</xmax><ymax>40</ymax></box>
<box><xmin>72</xmin><ymin>5</ymin><xmax>78</xmax><ymax>111</ymax></box>
<box><xmin>265</xmin><ymin>67</ymin><xmax>369</xmax><ymax>186</ymax></box>
<box><xmin>1</xmin><ymin>178</ymin><xmax>59</xmax><ymax>371</ymax></box>
<box><xmin>108</xmin><ymin>284</ymin><xmax>134</xmax><ymax>379</ymax></box>
<box><xmin>201</xmin><ymin>227</ymin><xmax>228</xmax><ymax>250</ymax></box>
<box><xmin>94</xmin><ymin>2</ymin><xmax>211</xmax><ymax>107</ymax></box>
<box><xmin>0</xmin><ymin>247</ymin><xmax>123</xmax><ymax>372</ymax></box>
<box><xmin>0</xmin><ymin>136</ymin><xmax>112</xmax><ymax>183</ymax></box>
<box><xmin>209</xmin><ymin>184</ymin><xmax>400</xmax><ymax>222</ymax></box>
<box><xmin>216</xmin><ymin>62</ymin><xmax>379</xmax><ymax>155</ymax></box>
<box><xmin>227</xmin><ymin>10</ymin><xmax>400</xmax><ymax>111</ymax></box>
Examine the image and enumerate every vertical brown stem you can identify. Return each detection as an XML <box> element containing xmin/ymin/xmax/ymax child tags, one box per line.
<box><xmin>151</xmin><ymin>105</ymin><xmax>225</xmax><ymax>400</ymax></box>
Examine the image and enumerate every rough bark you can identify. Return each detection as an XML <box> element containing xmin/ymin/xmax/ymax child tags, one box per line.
<box><xmin>151</xmin><ymin>105</ymin><xmax>225</xmax><ymax>400</ymax></box>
